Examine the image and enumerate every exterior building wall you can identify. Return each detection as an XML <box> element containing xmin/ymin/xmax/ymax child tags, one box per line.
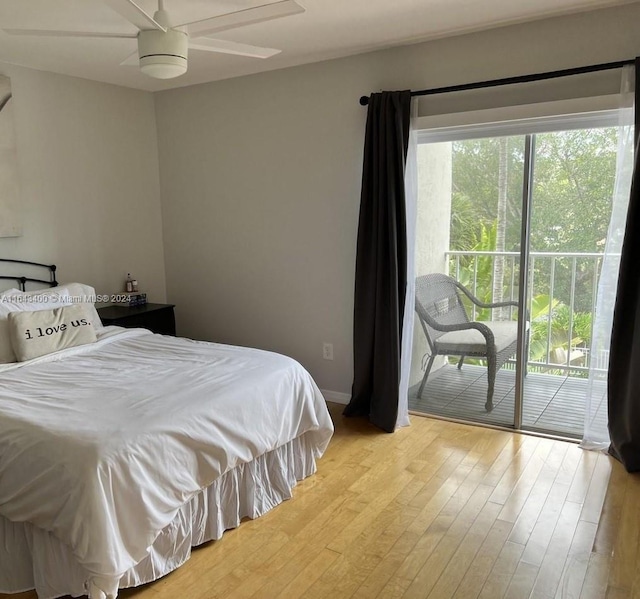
<box><xmin>410</xmin><ymin>142</ymin><xmax>453</xmax><ymax>387</ymax></box>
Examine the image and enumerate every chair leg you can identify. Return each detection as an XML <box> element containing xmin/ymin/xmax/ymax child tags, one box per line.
<box><xmin>417</xmin><ymin>354</ymin><xmax>436</xmax><ymax>398</ymax></box>
<box><xmin>457</xmin><ymin>355</ymin><xmax>465</xmax><ymax>370</ymax></box>
<box><xmin>485</xmin><ymin>354</ymin><xmax>496</xmax><ymax>412</ymax></box>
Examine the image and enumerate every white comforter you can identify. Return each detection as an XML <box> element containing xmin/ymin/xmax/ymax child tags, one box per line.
<box><xmin>0</xmin><ymin>328</ymin><xmax>333</xmax><ymax>584</ymax></box>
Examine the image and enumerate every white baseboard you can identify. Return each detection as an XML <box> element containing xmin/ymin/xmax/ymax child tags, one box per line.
<box><xmin>321</xmin><ymin>389</ymin><xmax>350</xmax><ymax>405</ymax></box>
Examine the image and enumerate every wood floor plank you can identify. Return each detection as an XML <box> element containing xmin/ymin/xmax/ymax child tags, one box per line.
<box><xmin>566</xmin><ymin>449</ymin><xmax>599</xmax><ymax>504</ymax></box>
<box><xmin>606</xmin><ymin>587</ymin><xmax>632</xmax><ymax>599</ymax></box>
<box><xmin>495</xmin><ymin>438</ymin><xmax>555</xmax><ymax>522</ymax></box>
<box><xmin>554</xmin><ymin>520</ymin><xmax>599</xmax><ymax>599</ymax></box>
<box><xmin>528</xmin><ymin>500</ymin><xmax>583</xmax><ymax>597</ymax></box>
<box><xmin>426</xmin><ymin>500</ymin><xmax>503</xmax><ymax>598</ymax></box>
<box><xmin>507</xmin><ymin>442</ymin><xmax>569</xmax><ymax>544</ymax></box>
<box><xmin>478</xmin><ymin>540</ymin><xmax>527</xmax><ymax>599</ymax></box>
<box><xmin>580</xmin><ymin>553</ymin><xmax>612</xmax><ymax>599</ymax></box>
<box><xmin>481</xmin><ymin>434</ymin><xmax>536</xmax><ymax>487</ymax></box>
<box><xmin>219</xmin><ymin>531</ymin><xmax>292</xmax><ymax>599</ymax></box>
<box><xmin>519</xmin><ymin>478</ymin><xmax>572</xmax><ymax>567</ymax></box>
<box><xmin>487</xmin><ymin>436</ymin><xmax>542</xmax><ymax>505</ymax></box>
<box><xmin>592</xmin><ymin>458</ymin><xmax>628</xmax><ymax>557</ymax></box>
<box><xmin>503</xmin><ymin>561</ymin><xmax>540</xmax><ymax>599</ymax></box>
<box><xmin>273</xmin><ymin>548</ymin><xmax>341</xmax><ymax>599</ymax></box>
<box><xmin>401</xmin><ymin>484</ymin><xmax>495</xmax><ymax>598</ymax></box>
<box><xmin>608</xmin><ymin>473</ymin><xmax>640</xmax><ymax>592</ymax></box>
<box><xmin>579</xmin><ymin>454</ymin><xmax>613</xmax><ymax>525</ymax></box>
<box><xmin>452</xmin><ymin>518</ymin><xmax>514</xmax><ymax>599</ymax></box>
<box><xmin>349</xmin><ymin>508</ymin><xmax>423</xmax><ymax>599</ymax></box>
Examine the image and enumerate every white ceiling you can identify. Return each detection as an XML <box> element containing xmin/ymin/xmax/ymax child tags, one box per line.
<box><xmin>0</xmin><ymin>0</ymin><xmax>636</xmax><ymax>92</ymax></box>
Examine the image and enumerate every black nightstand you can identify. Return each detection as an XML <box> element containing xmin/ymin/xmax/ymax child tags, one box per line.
<box><xmin>97</xmin><ymin>303</ymin><xmax>176</xmax><ymax>336</ymax></box>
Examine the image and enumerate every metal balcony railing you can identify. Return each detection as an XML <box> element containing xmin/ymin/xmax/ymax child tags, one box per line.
<box><xmin>445</xmin><ymin>250</ymin><xmax>606</xmax><ymax>376</ymax></box>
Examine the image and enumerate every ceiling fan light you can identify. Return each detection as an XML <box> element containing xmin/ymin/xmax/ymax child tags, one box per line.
<box><xmin>138</xmin><ymin>28</ymin><xmax>188</xmax><ymax>79</ymax></box>
<box><xmin>140</xmin><ymin>55</ymin><xmax>187</xmax><ymax>79</ymax></box>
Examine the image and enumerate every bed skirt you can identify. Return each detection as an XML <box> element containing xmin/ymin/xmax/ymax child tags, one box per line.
<box><xmin>0</xmin><ymin>433</ymin><xmax>318</xmax><ymax>599</ymax></box>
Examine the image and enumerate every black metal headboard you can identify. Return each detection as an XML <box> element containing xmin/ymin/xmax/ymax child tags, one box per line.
<box><xmin>0</xmin><ymin>259</ymin><xmax>58</xmax><ymax>291</ymax></box>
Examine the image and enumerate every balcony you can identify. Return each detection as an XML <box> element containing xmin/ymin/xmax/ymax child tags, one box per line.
<box><xmin>409</xmin><ymin>250</ymin><xmax>607</xmax><ymax>438</ymax></box>
<box><xmin>409</xmin><ymin>364</ymin><xmax>607</xmax><ymax>437</ymax></box>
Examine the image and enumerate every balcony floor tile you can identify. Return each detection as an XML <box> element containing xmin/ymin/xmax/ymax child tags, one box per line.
<box><xmin>409</xmin><ymin>363</ymin><xmax>607</xmax><ymax>438</ymax></box>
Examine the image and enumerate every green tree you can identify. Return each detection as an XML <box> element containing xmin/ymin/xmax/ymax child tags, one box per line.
<box><xmin>531</xmin><ymin>129</ymin><xmax>617</xmax><ymax>253</ymax></box>
<box><xmin>447</xmin><ymin>128</ymin><xmax>613</xmax><ymax>372</ymax></box>
<box><xmin>450</xmin><ymin>129</ymin><xmax>616</xmax><ymax>258</ymax></box>
<box><xmin>493</xmin><ymin>137</ymin><xmax>509</xmax><ymax>319</ymax></box>
<box><xmin>450</xmin><ymin>136</ymin><xmax>523</xmax><ymax>253</ymax></box>
<box><xmin>449</xmin><ymin>128</ymin><xmax>617</xmax><ymax>315</ymax></box>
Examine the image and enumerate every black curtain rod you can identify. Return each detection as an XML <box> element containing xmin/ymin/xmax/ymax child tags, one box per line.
<box><xmin>358</xmin><ymin>59</ymin><xmax>635</xmax><ymax>106</ymax></box>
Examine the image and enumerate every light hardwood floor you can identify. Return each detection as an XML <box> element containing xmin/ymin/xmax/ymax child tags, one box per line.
<box><xmin>3</xmin><ymin>402</ymin><xmax>639</xmax><ymax>599</ymax></box>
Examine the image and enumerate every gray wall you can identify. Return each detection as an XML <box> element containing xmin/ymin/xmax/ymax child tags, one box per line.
<box><xmin>0</xmin><ymin>65</ymin><xmax>166</xmax><ymax>301</ymax></box>
<box><xmin>154</xmin><ymin>3</ymin><xmax>640</xmax><ymax>395</ymax></box>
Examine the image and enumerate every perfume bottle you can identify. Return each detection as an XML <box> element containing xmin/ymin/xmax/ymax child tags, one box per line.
<box><xmin>125</xmin><ymin>273</ymin><xmax>133</xmax><ymax>293</ymax></box>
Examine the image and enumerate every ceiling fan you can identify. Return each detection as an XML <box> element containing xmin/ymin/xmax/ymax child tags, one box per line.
<box><xmin>2</xmin><ymin>0</ymin><xmax>305</xmax><ymax>79</ymax></box>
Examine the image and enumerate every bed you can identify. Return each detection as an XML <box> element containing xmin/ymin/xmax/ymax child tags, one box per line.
<box><xmin>0</xmin><ymin>260</ymin><xmax>334</xmax><ymax>599</ymax></box>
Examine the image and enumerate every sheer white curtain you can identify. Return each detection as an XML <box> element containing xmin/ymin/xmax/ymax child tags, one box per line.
<box><xmin>397</xmin><ymin>100</ymin><xmax>418</xmax><ymax>428</ymax></box>
<box><xmin>581</xmin><ymin>66</ymin><xmax>635</xmax><ymax>450</ymax></box>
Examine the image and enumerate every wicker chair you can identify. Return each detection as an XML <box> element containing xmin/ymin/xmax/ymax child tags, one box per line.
<box><xmin>415</xmin><ymin>273</ymin><xmax>523</xmax><ymax>411</ymax></box>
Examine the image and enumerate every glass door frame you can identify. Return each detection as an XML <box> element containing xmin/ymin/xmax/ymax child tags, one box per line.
<box><xmin>514</xmin><ymin>133</ymin><xmax>535</xmax><ymax>431</ymax></box>
<box><xmin>415</xmin><ymin>101</ymin><xmax>621</xmax><ymax>435</ymax></box>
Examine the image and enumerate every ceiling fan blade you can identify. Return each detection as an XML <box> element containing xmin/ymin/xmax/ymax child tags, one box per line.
<box><xmin>190</xmin><ymin>38</ymin><xmax>281</xmax><ymax>59</ymax></box>
<box><xmin>180</xmin><ymin>0</ymin><xmax>304</xmax><ymax>37</ymax></box>
<box><xmin>102</xmin><ymin>0</ymin><xmax>166</xmax><ymax>32</ymax></box>
<box><xmin>120</xmin><ymin>51</ymin><xmax>140</xmax><ymax>66</ymax></box>
<box><xmin>2</xmin><ymin>28</ymin><xmax>137</xmax><ymax>39</ymax></box>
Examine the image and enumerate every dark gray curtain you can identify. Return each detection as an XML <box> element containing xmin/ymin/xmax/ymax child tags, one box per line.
<box><xmin>343</xmin><ymin>90</ymin><xmax>411</xmax><ymax>432</ymax></box>
<box><xmin>608</xmin><ymin>57</ymin><xmax>640</xmax><ymax>471</ymax></box>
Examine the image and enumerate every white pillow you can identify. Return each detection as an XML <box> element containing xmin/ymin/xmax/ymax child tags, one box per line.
<box><xmin>0</xmin><ymin>288</ymin><xmax>21</xmax><ymax>297</ymax></box>
<box><xmin>51</xmin><ymin>283</ymin><xmax>102</xmax><ymax>330</ymax></box>
<box><xmin>0</xmin><ymin>307</ymin><xmax>15</xmax><ymax>363</ymax></box>
<box><xmin>4</xmin><ymin>283</ymin><xmax>102</xmax><ymax>328</ymax></box>
<box><xmin>0</xmin><ymin>294</ymin><xmax>73</xmax><ymax>363</ymax></box>
<box><xmin>0</xmin><ymin>282</ymin><xmax>102</xmax><ymax>363</ymax></box>
<box><xmin>8</xmin><ymin>304</ymin><xmax>97</xmax><ymax>362</ymax></box>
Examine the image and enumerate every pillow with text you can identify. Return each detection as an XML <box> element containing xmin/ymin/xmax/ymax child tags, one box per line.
<box><xmin>9</xmin><ymin>304</ymin><xmax>98</xmax><ymax>362</ymax></box>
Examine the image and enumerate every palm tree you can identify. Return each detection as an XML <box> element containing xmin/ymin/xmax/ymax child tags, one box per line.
<box><xmin>492</xmin><ymin>136</ymin><xmax>508</xmax><ymax>319</ymax></box>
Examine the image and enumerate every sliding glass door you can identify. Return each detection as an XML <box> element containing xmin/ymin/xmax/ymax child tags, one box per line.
<box><xmin>410</xmin><ymin>134</ymin><xmax>526</xmax><ymax>429</ymax></box>
<box><xmin>409</xmin><ymin>109</ymin><xmax>620</xmax><ymax>438</ymax></box>
<box><xmin>521</xmin><ymin>126</ymin><xmax>618</xmax><ymax>437</ymax></box>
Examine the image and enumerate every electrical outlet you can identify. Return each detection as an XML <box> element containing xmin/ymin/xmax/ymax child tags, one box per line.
<box><xmin>323</xmin><ymin>343</ymin><xmax>334</xmax><ymax>360</ymax></box>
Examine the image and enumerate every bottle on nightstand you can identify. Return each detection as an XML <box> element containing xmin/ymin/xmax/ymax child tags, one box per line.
<box><xmin>120</xmin><ymin>274</ymin><xmax>146</xmax><ymax>306</ymax></box>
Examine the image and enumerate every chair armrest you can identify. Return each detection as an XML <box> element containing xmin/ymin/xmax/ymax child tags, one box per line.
<box><xmin>456</xmin><ymin>283</ymin><xmax>519</xmax><ymax>310</ymax></box>
<box><xmin>476</xmin><ymin>299</ymin><xmax>519</xmax><ymax>309</ymax></box>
